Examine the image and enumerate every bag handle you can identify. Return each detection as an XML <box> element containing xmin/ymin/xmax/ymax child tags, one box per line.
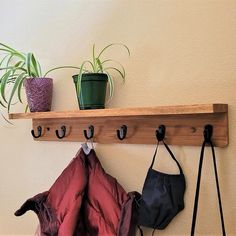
<box><xmin>150</xmin><ymin>140</ymin><xmax>183</xmax><ymax>174</ymax></box>
<box><xmin>191</xmin><ymin>139</ymin><xmax>226</xmax><ymax>236</ymax></box>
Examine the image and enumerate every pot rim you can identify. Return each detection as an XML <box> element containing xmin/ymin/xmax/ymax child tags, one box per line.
<box><xmin>24</xmin><ymin>77</ymin><xmax>53</xmax><ymax>81</ymax></box>
<box><xmin>72</xmin><ymin>73</ymin><xmax>108</xmax><ymax>83</ymax></box>
<box><xmin>72</xmin><ymin>72</ymin><xmax>108</xmax><ymax>77</ymax></box>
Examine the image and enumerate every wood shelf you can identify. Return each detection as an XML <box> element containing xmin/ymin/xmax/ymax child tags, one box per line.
<box><xmin>9</xmin><ymin>104</ymin><xmax>229</xmax><ymax>147</ymax></box>
<box><xmin>9</xmin><ymin>104</ymin><xmax>227</xmax><ymax>120</ymax></box>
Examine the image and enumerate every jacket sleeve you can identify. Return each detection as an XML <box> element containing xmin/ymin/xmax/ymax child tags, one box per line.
<box><xmin>15</xmin><ymin>191</ymin><xmax>59</xmax><ymax>236</ymax></box>
<box><xmin>117</xmin><ymin>191</ymin><xmax>142</xmax><ymax>236</ymax></box>
<box><xmin>15</xmin><ymin>150</ymin><xmax>88</xmax><ymax>236</ymax></box>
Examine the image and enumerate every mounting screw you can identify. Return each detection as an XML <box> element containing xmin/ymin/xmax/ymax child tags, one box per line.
<box><xmin>191</xmin><ymin>127</ymin><xmax>196</xmax><ymax>133</ymax></box>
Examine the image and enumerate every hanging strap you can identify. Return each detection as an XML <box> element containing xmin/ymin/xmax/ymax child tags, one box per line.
<box><xmin>137</xmin><ymin>225</ymin><xmax>143</xmax><ymax>236</ymax></box>
<box><xmin>150</xmin><ymin>140</ymin><xmax>183</xmax><ymax>174</ymax></box>
<box><xmin>191</xmin><ymin>140</ymin><xmax>226</xmax><ymax>236</ymax></box>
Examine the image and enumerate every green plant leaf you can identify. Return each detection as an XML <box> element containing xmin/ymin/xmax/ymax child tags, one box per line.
<box><xmin>0</xmin><ymin>70</ymin><xmax>12</xmax><ymax>103</ymax></box>
<box><xmin>102</xmin><ymin>59</ymin><xmax>126</xmax><ymax>78</ymax></box>
<box><xmin>7</xmin><ymin>76</ymin><xmax>19</xmax><ymax>84</ymax></box>
<box><xmin>25</xmin><ymin>104</ymin><xmax>28</xmax><ymax>113</ymax></box>
<box><xmin>26</xmin><ymin>53</ymin><xmax>32</xmax><ymax>77</ymax></box>
<box><xmin>105</xmin><ymin>71</ymin><xmax>114</xmax><ymax>101</ymax></box>
<box><xmin>96</xmin><ymin>58</ymin><xmax>103</xmax><ymax>72</ymax></box>
<box><xmin>0</xmin><ymin>49</ymin><xmax>24</xmax><ymax>62</ymax></box>
<box><xmin>5</xmin><ymin>53</ymin><xmax>21</xmax><ymax>70</ymax></box>
<box><xmin>0</xmin><ymin>48</ymin><xmax>14</xmax><ymax>54</ymax></box>
<box><xmin>0</xmin><ymin>43</ymin><xmax>18</xmax><ymax>52</ymax></box>
<box><xmin>77</xmin><ymin>63</ymin><xmax>85</xmax><ymax>94</ymax></box>
<box><xmin>37</xmin><ymin>61</ymin><xmax>42</xmax><ymax>77</ymax></box>
<box><xmin>97</xmin><ymin>43</ymin><xmax>130</xmax><ymax>59</ymax></box>
<box><xmin>105</xmin><ymin>67</ymin><xmax>125</xmax><ymax>82</ymax></box>
<box><xmin>44</xmin><ymin>66</ymin><xmax>81</xmax><ymax>77</ymax></box>
<box><xmin>0</xmin><ymin>66</ymin><xmax>27</xmax><ymax>73</ymax></box>
<box><xmin>0</xmin><ymin>54</ymin><xmax>10</xmax><ymax>67</ymax></box>
<box><xmin>31</xmin><ymin>53</ymin><xmax>40</xmax><ymax>77</ymax></box>
<box><xmin>7</xmin><ymin>73</ymin><xmax>26</xmax><ymax>112</ymax></box>
<box><xmin>1</xmin><ymin>112</ymin><xmax>13</xmax><ymax>124</ymax></box>
<box><xmin>0</xmin><ymin>98</ymin><xmax>6</xmax><ymax>108</ymax></box>
<box><xmin>17</xmin><ymin>73</ymin><xmax>27</xmax><ymax>103</ymax></box>
<box><xmin>92</xmin><ymin>44</ymin><xmax>97</xmax><ymax>72</ymax></box>
<box><xmin>14</xmin><ymin>61</ymin><xmax>24</xmax><ymax>68</ymax></box>
<box><xmin>76</xmin><ymin>60</ymin><xmax>93</xmax><ymax>94</ymax></box>
<box><xmin>0</xmin><ymin>43</ymin><xmax>25</xmax><ymax>59</ymax></box>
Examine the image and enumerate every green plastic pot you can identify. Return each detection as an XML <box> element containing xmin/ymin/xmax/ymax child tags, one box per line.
<box><xmin>72</xmin><ymin>73</ymin><xmax>108</xmax><ymax>110</ymax></box>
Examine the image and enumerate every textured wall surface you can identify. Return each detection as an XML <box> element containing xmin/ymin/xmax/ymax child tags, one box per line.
<box><xmin>0</xmin><ymin>0</ymin><xmax>236</xmax><ymax>235</ymax></box>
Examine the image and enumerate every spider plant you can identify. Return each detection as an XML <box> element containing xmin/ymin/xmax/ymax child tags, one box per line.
<box><xmin>0</xmin><ymin>43</ymin><xmax>79</xmax><ymax>113</ymax></box>
<box><xmin>67</xmin><ymin>43</ymin><xmax>130</xmax><ymax>101</ymax></box>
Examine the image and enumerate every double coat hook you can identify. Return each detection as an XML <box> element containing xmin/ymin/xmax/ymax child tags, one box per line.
<box><xmin>154</xmin><ymin>124</ymin><xmax>214</xmax><ymax>143</ymax></box>
<box><xmin>156</xmin><ymin>125</ymin><xmax>166</xmax><ymax>142</ymax></box>
<box><xmin>31</xmin><ymin>126</ymin><xmax>42</xmax><ymax>139</ymax></box>
<box><xmin>204</xmin><ymin>124</ymin><xmax>213</xmax><ymax>143</ymax></box>
<box><xmin>29</xmin><ymin>122</ymin><xmax>216</xmax><ymax>146</ymax></box>
<box><xmin>55</xmin><ymin>125</ymin><xmax>66</xmax><ymax>139</ymax></box>
<box><xmin>84</xmin><ymin>125</ymin><xmax>94</xmax><ymax>140</ymax></box>
<box><xmin>117</xmin><ymin>125</ymin><xmax>127</xmax><ymax>140</ymax></box>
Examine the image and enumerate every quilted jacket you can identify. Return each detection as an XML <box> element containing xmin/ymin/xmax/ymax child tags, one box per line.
<box><xmin>15</xmin><ymin>149</ymin><xmax>140</xmax><ymax>236</ymax></box>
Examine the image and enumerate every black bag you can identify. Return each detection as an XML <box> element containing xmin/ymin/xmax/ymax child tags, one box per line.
<box><xmin>191</xmin><ymin>130</ymin><xmax>226</xmax><ymax>236</ymax></box>
<box><xmin>138</xmin><ymin>140</ymin><xmax>186</xmax><ymax>230</ymax></box>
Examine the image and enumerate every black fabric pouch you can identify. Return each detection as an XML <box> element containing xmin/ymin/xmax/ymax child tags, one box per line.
<box><xmin>138</xmin><ymin>141</ymin><xmax>186</xmax><ymax>230</ymax></box>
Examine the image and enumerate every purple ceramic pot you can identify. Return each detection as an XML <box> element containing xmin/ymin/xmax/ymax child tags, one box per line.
<box><xmin>24</xmin><ymin>77</ymin><xmax>53</xmax><ymax>112</ymax></box>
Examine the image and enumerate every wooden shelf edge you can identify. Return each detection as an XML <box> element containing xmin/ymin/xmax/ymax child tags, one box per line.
<box><xmin>9</xmin><ymin>103</ymin><xmax>228</xmax><ymax>120</ymax></box>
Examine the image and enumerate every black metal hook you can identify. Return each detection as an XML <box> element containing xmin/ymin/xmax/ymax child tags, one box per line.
<box><xmin>156</xmin><ymin>125</ymin><xmax>166</xmax><ymax>142</ymax></box>
<box><xmin>31</xmin><ymin>126</ymin><xmax>42</xmax><ymax>138</ymax></box>
<box><xmin>84</xmin><ymin>125</ymin><xmax>94</xmax><ymax>140</ymax></box>
<box><xmin>55</xmin><ymin>125</ymin><xmax>66</xmax><ymax>139</ymax></box>
<box><xmin>117</xmin><ymin>125</ymin><xmax>127</xmax><ymax>140</ymax></box>
<box><xmin>204</xmin><ymin>124</ymin><xmax>213</xmax><ymax>143</ymax></box>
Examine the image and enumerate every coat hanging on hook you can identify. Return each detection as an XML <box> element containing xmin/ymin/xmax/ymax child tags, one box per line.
<box><xmin>15</xmin><ymin>148</ymin><xmax>141</xmax><ymax>236</ymax></box>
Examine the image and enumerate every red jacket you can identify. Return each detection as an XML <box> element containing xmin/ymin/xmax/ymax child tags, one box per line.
<box><xmin>15</xmin><ymin>149</ymin><xmax>139</xmax><ymax>236</ymax></box>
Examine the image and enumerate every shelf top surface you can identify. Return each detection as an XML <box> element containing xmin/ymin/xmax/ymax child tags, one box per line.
<box><xmin>9</xmin><ymin>104</ymin><xmax>228</xmax><ymax>120</ymax></box>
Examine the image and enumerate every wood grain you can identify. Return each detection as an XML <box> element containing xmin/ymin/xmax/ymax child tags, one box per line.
<box><xmin>9</xmin><ymin>104</ymin><xmax>228</xmax><ymax>147</ymax></box>
<box><xmin>9</xmin><ymin>104</ymin><xmax>228</xmax><ymax>120</ymax></box>
<box><xmin>31</xmin><ymin>112</ymin><xmax>228</xmax><ymax>147</ymax></box>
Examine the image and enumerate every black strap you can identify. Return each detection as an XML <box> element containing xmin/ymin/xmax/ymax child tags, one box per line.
<box><xmin>191</xmin><ymin>141</ymin><xmax>226</xmax><ymax>236</ymax></box>
<box><xmin>150</xmin><ymin>140</ymin><xmax>183</xmax><ymax>174</ymax></box>
<box><xmin>137</xmin><ymin>225</ymin><xmax>143</xmax><ymax>236</ymax></box>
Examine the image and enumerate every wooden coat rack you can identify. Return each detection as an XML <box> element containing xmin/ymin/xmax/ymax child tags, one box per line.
<box><xmin>9</xmin><ymin>104</ymin><xmax>229</xmax><ymax>147</ymax></box>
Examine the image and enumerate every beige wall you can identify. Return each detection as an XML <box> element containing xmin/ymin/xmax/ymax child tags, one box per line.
<box><xmin>0</xmin><ymin>0</ymin><xmax>236</xmax><ymax>235</ymax></box>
